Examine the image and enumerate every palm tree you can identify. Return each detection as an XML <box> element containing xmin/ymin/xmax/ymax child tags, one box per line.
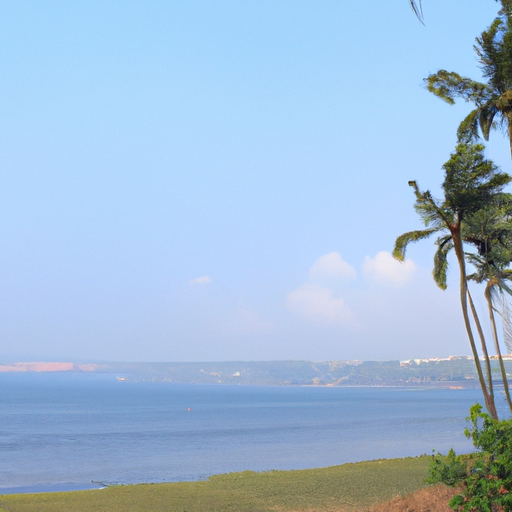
<box><xmin>464</xmin><ymin>199</ymin><xmax>512</xmax><ymax>413</ymax></box>
<box><xmin>425</xmin><ymin>2</ymin><xmax>512</xmax><ymax>159</ymax></box>
<box><xmin>428</xmin><ymin>233</ymin><xmax>495</xmax><ymax>399</ymax></box>
<box><xmin>393</xmin><ymin>143</ymin><xmax>511</xmax><ymax>419</ymax></box>
<box><xmin>469</xmin><ymin>258</ymin><xmax>512</xmax><ymax>414</ymax></box>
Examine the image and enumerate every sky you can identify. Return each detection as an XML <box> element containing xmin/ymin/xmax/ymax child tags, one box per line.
<box><xmin>1</xmin><ymin>1</ymin><xmax>512</xmax><ymax>363</ymax></box>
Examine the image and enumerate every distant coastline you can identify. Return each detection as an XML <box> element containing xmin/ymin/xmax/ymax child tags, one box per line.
<box><xmin>0</xmin><ymin>357</ymin><xmax>508</xmax><ymax>387</ymax></box>
<box><xmin>0</xmin><ymin>362</ymin><xmax>99</xmax><ymax>373</ymax></box>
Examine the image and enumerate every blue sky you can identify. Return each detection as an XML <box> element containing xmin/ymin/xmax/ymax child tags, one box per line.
<box><xmin>1</xmin><ymin>1</ymin><xmax>511</xmax><ymax>362</ymax></box>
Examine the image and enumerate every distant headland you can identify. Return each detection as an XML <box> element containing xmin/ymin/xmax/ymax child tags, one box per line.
<box><xmin>0</xmin><ymin>362</ymin><xmax>99</xmax><ymax>373</ymax></box>
<box><xmin>1</xmin><ymin>357</ymin><xmax>510</xmax><ymax>387</ymax></box>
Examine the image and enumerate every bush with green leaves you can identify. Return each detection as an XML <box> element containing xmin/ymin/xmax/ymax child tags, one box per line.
<box><xmin>429</xmin><ymin>403</ymin><xmax>512</xmax><ymax>511</ymax></box>
<box><xmin>427</xmin><ymin>448</ymin><xmax>469</xmax><ymax>487</ymax></box>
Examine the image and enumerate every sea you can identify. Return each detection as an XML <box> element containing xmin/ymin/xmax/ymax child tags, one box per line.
<box><xmin>0</xmin><ymin>372</ymin><xmax>495</xmax><ymax>494</ymax></box>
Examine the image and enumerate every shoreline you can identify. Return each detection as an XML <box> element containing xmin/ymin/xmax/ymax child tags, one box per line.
<box><xmin>0</xmin><ymin>358</ymin><xmax>498</xmax><ymax>389</ymax></box>
<box><xmin>0</xmin><ymin>455</ymin><xmax>437</xmax><ymax>497</ymax></box>
<box><xmin>0</xmin><ymin>456</ymin><xmax>433</xmax><ymax>512</ymax></box>
<box><xmin>0</xmin><ymin>482</ymin><xmax>107</xmax><ymax>495</ymax></box>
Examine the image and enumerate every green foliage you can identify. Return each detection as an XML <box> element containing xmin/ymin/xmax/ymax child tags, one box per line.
<box><xmin>392</xmin><ymin>228</ymin><xmax>438</xmax><ymax>262</ymax></box>
<box><xmin>427</xmin><ymin>449</ymin><xmax>469</xmax><ymax>487</ymax></box>
<box><xmin>393</xmin><ymin>143</ymin><xmax>508</xmax><ymax>291</ymax></box>
<box><xmin>425</xmin><ymin>71</ymin><xmax>491</xmax><ymax>106</ymax></box>
<box><xmin>442</xmin><ymin>144</ymin><xmax>510</xmax><ymax>218</ymax></box>
<box><xmin>394</xmin><ymin>142</ymin><xmax>512</xmax><ymax>419</ymax></box>
<box><xmin>464</xmin><ymin>200</ymin><xmax>512</xmax><ymax>284</ymax></box>
<box><xmin>449</xmin><ymin>404</ymin><xmax>512</xmax><ymax>512</ymax></box>
<box><xmin>424</xmin><ymin>5</ymin><xmax>512</xmax><ymax>153</ymax></box>
<box><xmin>433</xmin><ymin>236</ymin><xmax>452</xmax><ymax>290</ymax></box>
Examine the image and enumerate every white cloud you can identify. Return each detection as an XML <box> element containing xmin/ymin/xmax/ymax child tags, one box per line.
<box><xmin>285</xmin><ymin>252</ymin><xmax>357</xmax><ymax>324</ymax></box>
<box><xmin>285</xmin><ymin>250</ymin><xmax>417</xmax><ymax>326</ymax></box>
<box><xmin>362</xmin><ymin>251</ymin><xmax>416</xmax><ymax>287</ymax></box>
<box><xmin>308</xmin><ymin>252</ymin><xmax>357</xmax><ymax>281</ymax></box>
<box><xmin>190</xmin><ymin>275</ymin><xmax>212</xmax><ymax>285</ymax></box>
<box><xmin>285</xmin><ymin>283</ymin><xmax>354</xmax><ymax>323</ymax></box>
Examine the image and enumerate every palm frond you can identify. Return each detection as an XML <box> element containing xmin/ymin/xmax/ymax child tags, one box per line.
<box><xmin>442</xmin><ymin>143</ymin><xmax>511</xmax><ymax>220</ymax></box>
<box><xmin>475</xmin><ymin>19</ymin><xmax>503</xmax><ymax>80</ymax></box>
<box><xmin>409</xmin><ymin>0</ymin><xmax>424</xmax><ymax>24</ymax></box>
<box><xmin>408</xmin><ymin>182</ymin><xmax>451</xmax><ymax>227</ymax></box>
<box><xmin>499</xmin><ymin>279</ymin><xmax>512</xmax><ymax>296</ymax></box>
<box><xmin>425</xmin><ymin>71</ymin><xmax>491</xmax><ymax>106</ymax></box>
<box><xmin>393</xmin><ymin>228</ymin><xmax>439</xmax><ymax>261</ymax></box>
<box><xmin>457</xmin><ymin>109</ymin><xmax>481</xmax><ymax>143</ymax></box>
<box><xmin>498</xmin><ymin>0</ymin><xmax>512</xmax><ymax>18</ymax></box>
<box><xmin>479</xmin><ymin>103</ymin><xmax>499</xmax><ymax>141</ymax></box>
<box><xmin>433</xmin><ymin>238</ymin><xmax>453</xmax><ymax>289</ymax></box>
<box><xmin>465</xmin><ymin>253</ymin><xmax>489</xmax><ymax>284</ymax></box>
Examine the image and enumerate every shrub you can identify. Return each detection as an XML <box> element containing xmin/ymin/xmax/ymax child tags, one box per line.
<box><xmin>449</xmin><ymin>403</ymin><xmax>512</xmax><ymax>512</ymax></box>
<box><xmin>427</xmin><ymin>448</ymin><xmax>469</xmax><ymax>487</ymax></box>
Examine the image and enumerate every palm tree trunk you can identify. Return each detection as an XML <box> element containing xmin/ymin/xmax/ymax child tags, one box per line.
<box><xmin>508</xmin><ymin>114</ymin><xmax>512</xmax><ymax>162</ymax></box>
<box><xmin>467</xmin><ymin>288</ymin><xmax>495</xmax><ymax>402</ymax></box>
<box><xmin>485</xmin><ymin>283</ymin><xmax>512</xmax><ymax>415</ymax></box>
<box><xmin>452</xmin><ymin>228</ymin><xmax>498</xmax><ymax>419</ymax></box>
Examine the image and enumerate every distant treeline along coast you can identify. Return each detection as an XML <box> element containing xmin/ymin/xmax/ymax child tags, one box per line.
<box><xmin>1</xmin><ymin>357</ymin><xmax>511</xmax><ymax>387</ymax></box>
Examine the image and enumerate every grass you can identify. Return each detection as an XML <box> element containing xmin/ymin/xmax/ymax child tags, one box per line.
<box><xmin>0</xmin><ymin>456</ymin><xmax>432</xmax><ymax>512</ymax></box>
<box><xmin>367</xmin><ymin>483</ymin><xmax>458</xmax><ymax>512</ymax></box>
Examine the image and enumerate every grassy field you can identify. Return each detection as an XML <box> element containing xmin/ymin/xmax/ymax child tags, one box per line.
<box><xmin>0</xmin><ymin>456</ymin><xmax>432</xmax><ymax>512</ymax></box>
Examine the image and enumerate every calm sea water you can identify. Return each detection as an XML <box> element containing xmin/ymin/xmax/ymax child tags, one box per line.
<box><xmin>0</xmin><ymin>373</ymin><xmax>492</xmax><ymax>493</ymax></box>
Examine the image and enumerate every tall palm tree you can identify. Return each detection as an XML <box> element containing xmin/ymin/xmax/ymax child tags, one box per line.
<box><xmin>464</xmin><ymin>199</ymin><xmax>512</xmax><ymax>413</ymax></box>
<box><xmin>469</xmin><ymin>256</ymin><xmax>512</xmax><ymax>413</ymax></box>
<box><xmin>393</xmin><ymin>143</ymin><xmax>511</xmax><ymax>419</ymax></box>
<box><xmin>429</xmin><ymin>234</ymin><xmax>495</xmax><ymax>399</ymax></box>
<box><xmin>425</xmin><ymin>2</ymin><xmax>512</xmax><ymax>159</ymax></box>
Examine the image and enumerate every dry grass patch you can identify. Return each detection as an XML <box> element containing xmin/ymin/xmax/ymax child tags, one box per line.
<box><xmin>366</xmin><ymin>483</ymin><xmax>459</xmax><ymax>512</ymax></box>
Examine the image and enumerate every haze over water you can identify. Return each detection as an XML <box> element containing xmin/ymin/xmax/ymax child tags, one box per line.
<box><xmin>0</xmin><ymin>373</ymin><xmax>488</xmax><ymax>493</ymax></box>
